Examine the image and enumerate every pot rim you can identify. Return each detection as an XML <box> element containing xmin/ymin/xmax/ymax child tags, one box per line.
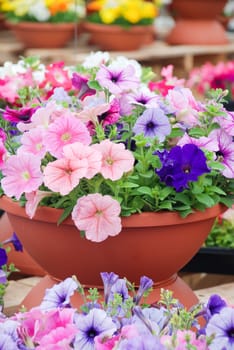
<box><xmin>0</xmin><ymin>195</ymin><xmax>226</xmax><ymax>228</ymax></box>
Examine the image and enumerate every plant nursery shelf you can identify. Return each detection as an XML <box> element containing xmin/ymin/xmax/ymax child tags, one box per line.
<box><xmin>182</xmin><ymin>247</ymin><xmax>234</xmax><ymax>275</ymax></box>
<box><xmin>24</xmin><ymin>37</ymin><xmax>234</xmax><ymax>74</ymax></box>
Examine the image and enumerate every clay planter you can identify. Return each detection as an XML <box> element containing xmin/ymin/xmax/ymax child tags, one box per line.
<box><xmin>83</xmin><ymin>22</ymin><xmax>155</xmax><ymax>51</ymax></box>
<box><xmin>0</xmin><ymin>196</ymin><xmax>225</xmax><ymax>309</ymax></box>
<box><xmin>167</xmin><ymin>0</ymin><xmax>228</xmax><ymax>45</ymax></box>
<box><xmin>6</xmin><ymin>21</ymin><xmax>76</xmax><ymax>48</ymax></box>
<box><xmin>0</xmin><ymin>213</ymin><xmax>45</xmax><ymax>276</ymax></box>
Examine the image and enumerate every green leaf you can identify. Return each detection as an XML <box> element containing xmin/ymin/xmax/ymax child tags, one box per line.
<box><xmin>88</xmin><ymin>80</ymin><xmax>101</xmax><ymax>90</ymax></box>
<box><xmin>120</xmin><ymin>182</ymin><xmax>139</xmax><ymax>188</ymax></box>
<box><xmin>196</xmin><ymin>194</ymin><xmax>215</xmax><ymax>207</ymax></box>
<box><xmin>136</xmin><ymin>186</ymin><xmax>153</xmax><ymax>196</ymax></box>
<box><xmin>57</xmin><ymin>206</ymin><xmax>73</xmax><ymax>225</ymax></box>
<box><xmin>158</xmin><ymin>187</ymin><xmax>174</xmax><ymax>200</ymax></box>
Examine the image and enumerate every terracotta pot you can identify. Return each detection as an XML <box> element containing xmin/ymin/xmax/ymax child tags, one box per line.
<box><xmin>6</xmin><ymin>21</ymin><xmax>76</xmax><ymax>48</ymax></box>
<box><xmin>167</xmin><ymin>0</ymin><xmax>228</xmax><ymax>45</ymax></box>
<box><xmin>83</xmin><ymin>22</ymin><xmax>155</xmax><ymax>51</ymax></box>
<box><xmin>0</xmin><ymin>196</ymin><xmax>225</xmax><ymax>309</ymax></box>
<box><xmin>0</xmin><ymin>213</ymin><xmax>45</xmax><ymax>276</ymax></box>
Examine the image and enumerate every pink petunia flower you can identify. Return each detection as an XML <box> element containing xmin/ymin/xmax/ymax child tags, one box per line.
<box><xmin>25</xmin><ymin>190</ymin><xmax>53</xmax><ymax>219</ymax></box>
<box><xmin>177</xmin><ymin>133</ymin><xmax>219</xmax><ymax>152</ymax></box>
<box><xmin>17</xmin><ymin>128</ymin><xmax>47</xmax><ymax>159</ymax></box>
<box><xmin>43</xmin><ymin>158</ymin><xmax>88</xmax><ymax>195</ymax></box>
<box><xmin>37</xmin><ymin>325</ymin><xmax>77</xmax><ymax>349</ymax></box>
<box><xmin>1</xmin><ymin>153</ymin><xmax>43</xmax><ymax>200</ymax></box>
<box><xmin>44</xmin><ymin>112</ymin><xmax>91</xmax><ymax>158</ymax></box>
<box><xmin>92</xmin><ymin>140</ymin><xmax>134</xmax><ymax>181</ymax></box>
<box><xmin>72</xmin><ymin>193</ymin><xmax>122</xmax><ymax>242</ymax></box>
<box><xmin>63</xmin><ymin>142</ymin><xmax>102</xmax><ymax>179</ymax></box>
<box><xmin>167</xmin><ymin>87</ymin><xmax>200</xmax><ymax>127</ymax></box>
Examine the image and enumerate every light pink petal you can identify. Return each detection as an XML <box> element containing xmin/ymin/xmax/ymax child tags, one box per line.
<box><xmin>63</xmin><ymin>142</ymin><xmax>102</xmax><ymax>179</ymax></box>
<box><xmin>25</xmin><ymin>190</ymin><xmax>52</xmax><ymax>219</ymax></box>
<box><xmin>43</xmin><ymin>158</ymin><xmax>88</xmax><ymax>195</ymax></box>
<box><xmin>92</xmin><ymin>140</ymin><xmax>134</xmax><ymax>180</ymax></box>
<box><xmin>44</xmin><ymin>112</ymin><xmax>91</xmax><ymax>158</ymax></box>
<box><xmin>1</xmin><ymin>153</ymin><xmax>43</xmax><ymax>200</ymax></box>
<box><xmin>72</xmin><ymin>193</ymin><xmax>121</xmax><ymax>242</ymax></box>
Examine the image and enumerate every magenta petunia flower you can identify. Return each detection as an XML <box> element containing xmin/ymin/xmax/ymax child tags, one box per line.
<box><xmin>43</xmin><ymin>158</ymin><xmax>88</xmax><ymax>196</ymax></box>
<box><xmin>72</xmin><ymin>193</ymin><xmax>121</xmax><ymax>242</ymax></box>
<box><xmin>2</xmin><ymin>106</ymin><xmax>38</xmax><ymax>123</ymax></box>
<box><xmin>44</xmin><ymin>111</ymin><xmax>91</xmax><ymax>158</ymax></box>
<box><xmin>96</xmin><ymin>64</ymin><xmax>140</xmax><ymax>95</ymax></box>
<box><xmin>0</xmin><ymin>140</ymin><xmax>7</xmax><ymax>170</ymax></box>
<box><xmin>92</xmin><ymin>139</ymin><xmax>134</xmax><ymax>181</ymax></box>
<box><xmin>1</xmin><ymin>153</ymin><xmax>43</xmax><ymax>200</ymax></box>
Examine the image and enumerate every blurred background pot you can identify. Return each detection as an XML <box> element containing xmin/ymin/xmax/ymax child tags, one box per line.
<box><xmin>166</xmin><ymin>0</ymin><xmax>228</xmax><ymax>45</ymax></box>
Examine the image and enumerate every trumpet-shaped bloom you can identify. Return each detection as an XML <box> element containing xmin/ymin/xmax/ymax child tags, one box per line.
<box><xmin>25</xmin><ymin>190</ymin><xmax>53</xmax><ymax>219</ymax></box>
<box><xmin>72</xmin><ymin>193</ymin><xmax>121</xmax><ymax>242</ymax></box>
<box><xmin>43</xmin><ymin>158</ymin><xmax>88</xmax><ymax>196</ymax></box>
<box><xmin>209</xmin><ymin>129</ymin><xmax>234</xmax><ymax>178</ymax></box>
<box><xmin>1</xmin><ymin>153</ymin><xmax>43</xmax><ymax>200</ymax></box>
<box><xmin>156</xmin><ymin>144</ymin><xmax>210</xmax><ymax>192</ymax></box>
<box><xmin>133</xmin><ymin>108</ymin><xmax>171</xmax><ymax>142</ymax></box>
<box><xmin>63</xmin><ymin>142</ymin><xmax>102</xmax><ymax>179</ymax></box>
<box><xmin>44</xmin><ymin>112</ymin><xmax>91</xmax><ymax>158</ymax></box>
<box><xmin>206</xmin><ymin>307</ymin><xmax>234</xmax><ymax>349</ymax></box>
<box><xmin>96</xmin><ymin>64</ymin><xmax>140</xmax><ymax>95</ymax></box>
<box><xmin>40</xmin><ymin>277</ymin><xmax>78</xmax><ymax>310</ymax></box>
<box><xmin>74</xmin><ymin>308</ymin><xmax>117</xmax><ymax>349</ymax></box>
<box><xmin>17</xmin><ymin>127</ymin><xmax>47</xmax><ymax>159</ymax></box>
<box><xmin>92</xmin><ymin>140</ymin><xmax>134</xmax><ymax>181</ymax></box>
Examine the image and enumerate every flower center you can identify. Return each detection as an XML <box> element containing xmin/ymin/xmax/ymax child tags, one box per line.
<box><xmin>21</xmin><ymin>171</ymin><xmax>30</xmax><ymax>181</ymax></box>
<box><xmin>106</xmin><ymin>157</ymin><xmax>114</xmax><ymax>165</ymax></box>
<box><xmin>61</xmin><ymin>132</ymin><xmax>71</xmax><ymax>142</ymax></box>
<box><xmin>87</xmin><ymin>327</ymin><xmax>98</xmax><ymax>339</ymax></box>
<box><xmin>182</xmin><ymin>164</ymin><xmax>191</xmax><ymax>174</ymax></box>
<box><xmin>146</xmin><ymin>121</ymin><xmax>156</xmax><ymax>130</ymax></box>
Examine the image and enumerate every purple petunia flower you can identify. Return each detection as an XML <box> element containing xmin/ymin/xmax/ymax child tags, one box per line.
<box><xmin>50</xmin><ymin>87</ymin><xmax>72</xmax><ymax>104</ymax></box>
<box><xmin>206</xmin><ymin>294</ymin><xmax>227</xmax><ymax>320</ymax></box>
<box><xmin>74</xmin><ymin>308</ymin><xmax>117</xmax><ymax>349</ymax></box>
<box><xmin>206</xmin><ymin>307</ymin><xmax>234</xmax><ymax>349</ymax></box>
<box><xmin>0</xmin><ymin>247</ymin><xmax>7</xmax><ymax>267</ymax></box>
<box><xmin>2</xmin><ymin>233</ymin><xmax>23</xmax><ymax>252</ymax></box>
<box><xmin>117</xmin><ymin>330</ymin><xmax>166</xmax><ymax>350</ymax></box>
<box><xmin>40</xmin><ymin>277</ymin><xmax>78</xmax><ymax>310</ymax></box>
<box><xmin>133</xmin><ymin>276</ymin><xmax>153</xmax><ymax>305</ymax></box>
<box><xmin>0</xmin><ymin>320</ymin><xmax>21</xmax><ymax>349</ymax></box>
<box><xmin>96</xmin><ymin>64</ymin><xmax>140</xmax><ymax>95</ymax></box>
<box><xmin>155</xmin><ymin>144</ymin><xmax>210</xmax><ymax>192</ymax></box>
<box><xmin>0</xmin><ymin>270</ymin><xmax>7</xmax><ymax>284</ymax></box>
<box><xmin>101</xmin><ymin>272</ymin><xmax>119</xmax><ymax>304</ymax></box>
<box><xmin>133</xmin><ymin>108</ymin><xmax>171</xmax><ymax>142</ymax></box>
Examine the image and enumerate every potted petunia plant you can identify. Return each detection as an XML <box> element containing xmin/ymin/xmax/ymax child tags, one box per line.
<box><xmin>0</xmin><ymin>54</ymin><xmax>233</xmax><ymax>308</ymax></box>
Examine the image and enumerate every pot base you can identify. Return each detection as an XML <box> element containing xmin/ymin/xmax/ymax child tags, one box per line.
<box><xmin>20</xmin><ymin>273</ymin><xmax>199</xmax><ymax>310</ymax></box>
<box><xmin>166</xmin><ymin>19</ymin><xmax>228</xmax><ymax>45</ymax></box>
